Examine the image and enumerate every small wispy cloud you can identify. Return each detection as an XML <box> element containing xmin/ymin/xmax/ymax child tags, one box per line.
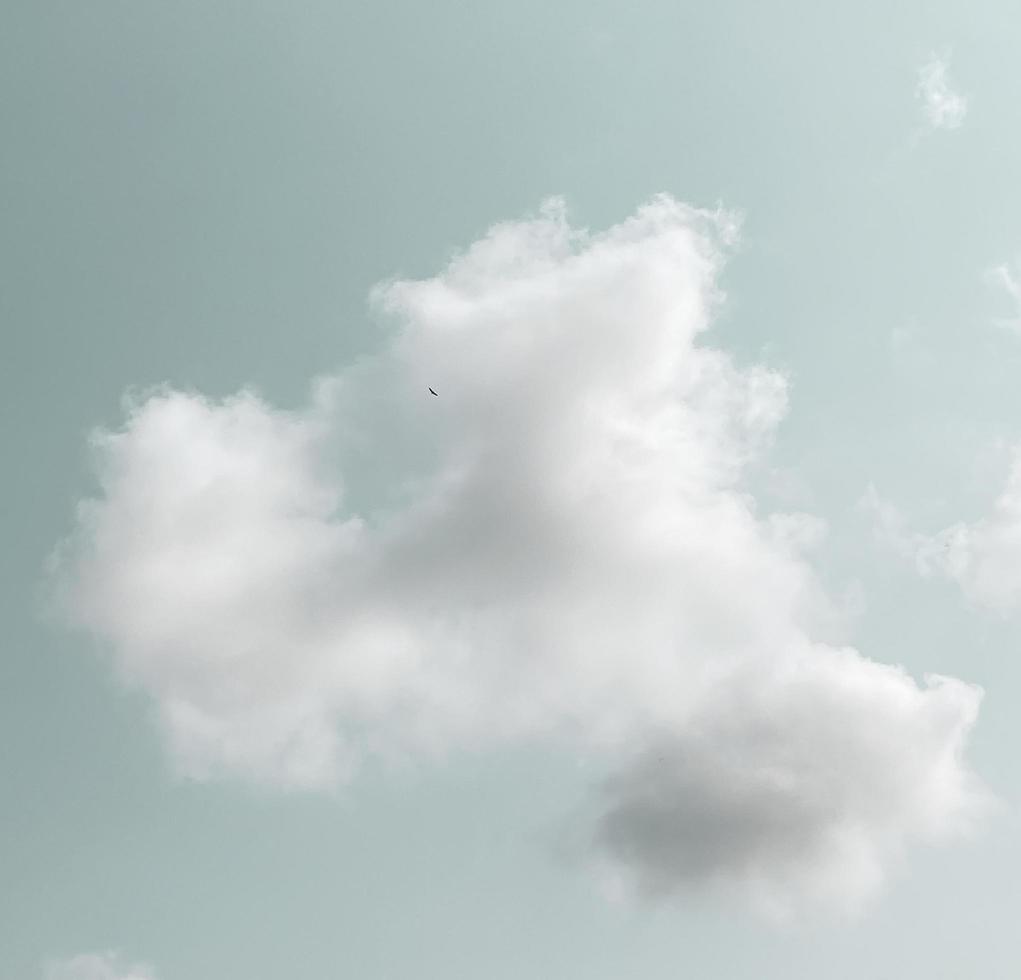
<box><xmin>44</xmin><ymin>952</ymin><xmax>156</xmax><ymax>980</ymax></box>
<box><xmin>862</xmin><ymin>449</ymin><xmax>1021</xmax><ymax>618</ymax></box>
<box><xmin>917</xmin><ymin>54</ymin><xmax>967</xmax><ymax>130</ymax></box>
<box><xmin>985</xmin><ymin>260</ymin><xmax>1021</xmax><ymax>334</ymax></box>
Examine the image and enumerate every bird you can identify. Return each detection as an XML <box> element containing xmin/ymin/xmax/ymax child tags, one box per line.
<box><xmin>428</xmin><ymin>387</ymin><xmax>438</xmax><ymax>396</ymax></box>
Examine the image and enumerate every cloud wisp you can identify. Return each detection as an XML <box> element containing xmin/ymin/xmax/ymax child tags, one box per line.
<box><xmin>986</xmin><ymin>260</ymin><xmax>1021</xmax><ymax>335</ymax></box>
<box><xmin>44</xmin><ymin>953</ymin><xmax>156</xmax><ymax>980</ymax></box>
<box><xmin>52</xmin><ymin>197</ymin><xmax>988</xmax><ymax>919</ymax></box>
<box><xmin>865</xmin><ymin>450</ymin><xmax>1021</xmax><ymax>617</ymax></box>
<box><xmin>916</xmin><ymin>54</ymin><xmax>968</xmax><ymax>130</ymax></box>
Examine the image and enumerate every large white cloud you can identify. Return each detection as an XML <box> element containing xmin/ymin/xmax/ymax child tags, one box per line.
<box><xmin>44</xmin><ymin>953</ymin><xmax>155</xmax><ymax>980</ymax></box>
<box><xmin>53</xmin><ymin>196</ymin><xmax>988</xmax><ymax>917</ymax></box>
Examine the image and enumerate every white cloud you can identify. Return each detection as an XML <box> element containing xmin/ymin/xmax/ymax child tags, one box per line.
<box><xmin>917</xmin><ymin>54</ymin><xmax>967</xmax><ymax>130</ymax></box>
<box><xmin>52</xmin><ymin>196</ymin><xmax>989</xmax><ymax>918</ymax></box>
<box><xmin>986</xmin><ymin>261</ymin><xmax>1021</xmax><ymax>334</ymax></box>
<box><xmin>867</xmin><ymin>450</ymin><xmax>1021</xmax><ymax>616</ymax></box>
<box><xmin>44</xmin><ymin>952</ymin><xmax>156</xmax><ymax>980</ymax></box>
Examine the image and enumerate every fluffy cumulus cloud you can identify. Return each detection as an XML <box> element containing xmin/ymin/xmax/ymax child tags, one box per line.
<box><xmin>865</xmin><ymin>450</ymin><xmax>1021</xmax><ymax>617</ymax></box>
<box><xmin>917</xmin><ymin>54</ymin><xmax>968</xmax><ymax>130</ymax></box>
<box><xmin>52</xmin><ymin>197</ymin><xmax>988</xmax><ymax>918</ymax></box>
<box><xmin>44</xmin><ymin>953</ymin><xmax>156</xmax><ymax>980</ymax></box>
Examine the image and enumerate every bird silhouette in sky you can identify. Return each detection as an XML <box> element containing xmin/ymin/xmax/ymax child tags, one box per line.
<box><xmin>428</xmin><ymin>387</ymin><xmax>438</xmax><ymax>396</ymax></box>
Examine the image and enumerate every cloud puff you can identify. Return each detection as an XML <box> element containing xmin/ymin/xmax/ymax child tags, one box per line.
<box><xmin>53</xmin><ymin>196</ymin><xmax>988</xmax><ymax>917</ymax></box>
<box><xmin>917</xmin><ymin>54</ymin><xmax>967</xmax><ymax>130</ymax></box>
<box><xmin>44</xmin><ymin>953</ymin><xmax>156</xmax><ymax>980</ymax></box>
<box><xmin>865</xmin><ymin>450</ymin><xmax>1021</xmax><ymax>616</ymax></box>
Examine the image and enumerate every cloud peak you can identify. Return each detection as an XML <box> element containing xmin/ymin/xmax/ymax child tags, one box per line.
<box><xmin>44</xmin><ymin>952</ymin><xmax>155</xmax><ymax>980</ymax></box>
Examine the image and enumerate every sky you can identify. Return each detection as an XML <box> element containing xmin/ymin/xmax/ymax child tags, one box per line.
<box><xmin>6</xmin><ymin>1</ymin><xmax>1021</xmax><ymax>977</ymax></box>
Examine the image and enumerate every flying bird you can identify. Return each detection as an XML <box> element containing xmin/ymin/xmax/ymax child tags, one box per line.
<box><xmin>428</xmin><ymin>387</ymin><xmax>438</xmax><ymax>396</ymax></box>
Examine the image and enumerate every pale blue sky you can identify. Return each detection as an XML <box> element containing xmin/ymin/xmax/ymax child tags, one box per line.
<box><xmin>5</xmin><ymin>2</ymin><xmax>1021</xmax><ymax>978</ymax></box>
